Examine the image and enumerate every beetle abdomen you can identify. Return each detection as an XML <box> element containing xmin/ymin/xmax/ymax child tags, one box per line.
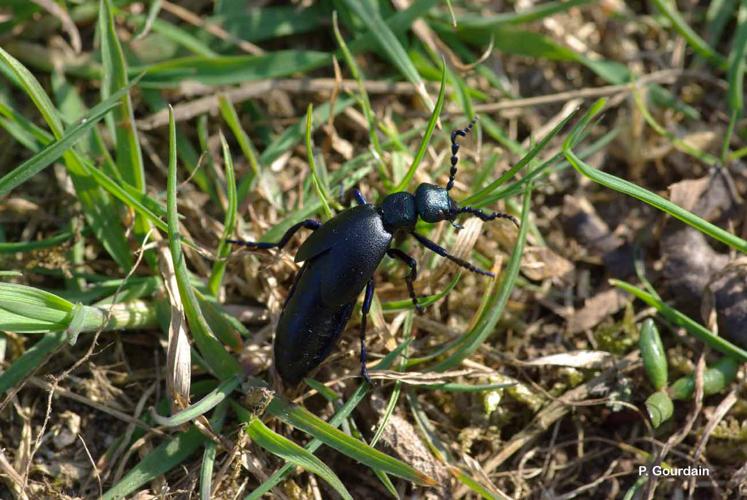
<box><xmin>274</xmin><ymin>258</ymin><xmax>357</xmax><ymax>385</ymax></box>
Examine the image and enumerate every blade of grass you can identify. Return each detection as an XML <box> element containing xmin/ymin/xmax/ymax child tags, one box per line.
<box><xmin>151</xmin><ymin>375</ymin><xmax>241</xmax><ymax>427</ymax></box>
<box><xmin>100</xmin><ymin>0</ymin><xmax>146</xmax><ymax>193</ymax></box>
<box><xmin>305</xmin><ymin>103</ymin><xmax>333</xmax><ymax>220</ymax></box>
<box><xmin>339</xmin><ymin>0</ymin><xmax>434</xmax><ymax>111</ymax></box>
<box><xmin>332</xmin><ymin>11</ymin><xmax>388</xmax><ymax>184</ymax></box>
<box><xmin>651</xmin><ymin>0</ymin><xmax>728</xmax><ymax>69</ymax></box>
<box><xmin>241</xmin><ymin>340</ymin><xmax>412</xmax><ymax>499</ymax></box>
<box><xmin>431</xmin><ymin>180</ymin><xmax>532</xmax><ymax>371</ymax></box>
<box><xmin>0</xmin><ymin>46</ymin><xmax>134</xmax><ymax>270</ymax></box>
<box><xmin>721</xmin><ymin>2</ymin><xmax>747</xmax><ymax>161</ymax></box>
<box><xmin>392</xmin><ymin>61</ymin><xmax>447</xmax><ymax>193</ymax></box>
<box><xmin>166</xmin><ymin>106</ymin><xmax>241</xmax><ymax>379</ymax></box>
<box><xmin>246</xmin><ymin>417</ymin><xmax>353</xmax><ymax>500</ymax></box>
<box><xmin>199</xmin><ymin>399</ymin><xmax>227</xmax><ymax>500</ymax></box>
<box><xmin>462</xmin><ymin>106</ymin><xmax>579</xmax><ymax>205</ymax></box>
<box><xmin>218</xmin><ymin>95</ymin><xmax>262</xmax><ymax>202</ymax></box>
<box><xmin>0</xmin><ymin>81</ymin><xmax>134</xmax><ymax>196</ymax></box>
<box><xmin>563</xmin><ymin>102</ymin><xmax>747</xmax><ymax>254</ymax></box>
<box><xmin>0</xmin><ymin>332</ymin><xmax>66</xmax><ymax>396</ymax></box>
<box><xmin>138</xmin><ymin>51</ymin><xmax>331</xmax><ymax>87</ymax></box>
<box><xmin>264</xmin><ymin>397</ymin><xmax>436</xmax><ymax>485</ymax></box>
<box><xmin>612</xmin><ymin>279</ymin><xmax>747</xmax><ymax>363</ymax></box>
<box><xmin>102</xmin><ymin>427</ymin><xmax>206</xmax><ymax>500</ymax></box>
<box><xmin>207</xmin><ymin>133</ymin><xmax>238</xmax><ymax>296</ymax></box>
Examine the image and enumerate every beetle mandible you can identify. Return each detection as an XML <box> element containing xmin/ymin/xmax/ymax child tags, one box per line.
<box><xmin>229</xmin><ymin>118</ymin><xmax>518</xmax><ymax>386</ymax></box>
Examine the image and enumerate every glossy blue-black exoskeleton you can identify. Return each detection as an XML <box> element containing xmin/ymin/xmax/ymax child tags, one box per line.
<box><xmin>229</xmin><ymin>119</ymin><xmax>518</xmax><ymax>385</ymax></box>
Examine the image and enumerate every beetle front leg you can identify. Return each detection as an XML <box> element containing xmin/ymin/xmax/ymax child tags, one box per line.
<box><xmin>359</xmin><ymin>278</ymin><xmax>375</xmax><ymax>384</ymax></box>
<box><xmin>386</xmin><ymin>248</ymin><xmax>424</xmax><ymax>314</ymax></box>
<box><xmin>227</xmin><ymin>219</ymin><xmax>321</xmax><ymax>251</ymax></box>
<box><xmin>411</xmin><ymin>231</ymin><xmax>495</xmax><ymax>278</ymax></box>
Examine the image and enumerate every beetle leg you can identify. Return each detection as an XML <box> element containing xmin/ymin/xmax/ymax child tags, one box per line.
<box><xmin>227</xmin><ymin>219</ymin><xmax>321</xmax><ymax>251</ymax></box>
<box><xmin>410</xmin><ymin>232</ymin><xmax>495</xmax><ymax>278</ymax></box>
<box><xmin>386</xmin><ymin>248</ymin><xmax>423</xmax><ymax>314</ymax></box>
<box><xmin>340</xmin><ymin>186</ymin><xmax>367</xmax><ymax>207</ymax></box>
<box><xmin>458</xmin><ymin>206</ymin><xmax>519</xmax><ymax>228</ymax></box>
<box><xmin>359</xmin><ymin>278</ymin><xmax>375</xmax><ymax>384</ymax></box>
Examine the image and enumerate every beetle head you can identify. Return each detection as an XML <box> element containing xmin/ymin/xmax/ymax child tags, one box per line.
<box><xmin>414</xmin><ymin>183</ymin><xmax>458</xmax><ymax>223</ymax></box>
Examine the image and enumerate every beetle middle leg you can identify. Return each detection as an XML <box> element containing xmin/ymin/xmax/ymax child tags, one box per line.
<box><xmin>359</xmin><ymin>278</ymin><xmax>375</xmax><ymax>384</ymax></box>
<box><xmin>227</xmin><ymin>219</ymin><xmax>320</xmax><ymax>251</ymax></box>
<box><xmin>386</xmin><ymin>248</ymin><xmax>424</xmax><ymax>314</ymax></box>
<box><xmin>410</xmin><ymin>231</ymin><xmax>495</xmax><ymax>278</ymax></box>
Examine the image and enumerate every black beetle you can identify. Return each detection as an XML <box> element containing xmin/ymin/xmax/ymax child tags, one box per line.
<box><xmin>229</xmin><ymin>119</ymin><xmax>517</xmax><ymax>385</ymax></box>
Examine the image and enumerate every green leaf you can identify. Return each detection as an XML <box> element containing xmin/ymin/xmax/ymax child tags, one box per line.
<box><xmin>102</xmin><ymin>427</ymin><xmax>206</xmax><ymax>500</ymax></box>
<box><xmin>339</xmin><ymin>0</ymin><xmax>434</xmax><ymax>110</ymax></box>
<box><xmin>393</xmin><ymin>62</ymin><xmax>447</xmax><ymax>192</ymax></box>
<box><xmin>207</xmin><ymin>133</ymin><xmax>238</xmax><ymax>296</ymax></box>
<box><xmin>612</xmin><ymin>280</ymin><xmax>747</xmax><ymax>363</ymax></box>
<box><xmin>651</xmin><ymin>0</ymin><xmax>727</xmax><ymax>69</ymax></box>
<box><xmin>166</xmin><ymin>107</ymin><xmax>241</xmax><ymax>379</ymax></box>
<box><xmin>644</xmin><ymin>392</ymin><xmax>673</xmax><ymax>428</ymax></box>
<box><xmin>246</xmin><ymin>418</ymin><xmax>353</xmax><ymax>500</ymax></box>
<box><xmin>432</xmin><ymin>181</ymin><xmax>532</xmax><ymax>371</ymax></box>
<box><xmin>0</xmin><ymin>82</ymin><xmax>134</xmax><ymax>196</ymax></box>
<box><xmin>266</xmin><ymin>397</ymin><xmax>436</xmax><ymax>486</ymax></box>
<box><xmin>0</xmin><ymin>332</ymin><xmax>66</xmax><ymax>395</ymax></box>
<box><xmin>305</xmin><ymin>103</ymin><xmax>333</xmax><ymax>219</ymax></box>
<box><xmin>0</xmin><ymin>45</ymin><xmax>134</xmax><ymax>270</ymax></box>
<box><xmin>639</xmin><ymin>319</ymin><xmax>668</xmax><ymax>390</ymax></box>
<box><xmin>139</xmin><ymin>51</ymin><xmax>331</xmax><ymax>86</ymax></box>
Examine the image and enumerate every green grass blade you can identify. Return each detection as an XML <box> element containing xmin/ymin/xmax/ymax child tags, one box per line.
<box><xmin>242</xmin><ymin>340</ymin><xmax>412</xmax><ymax>499</ymax></box>
<box><xmin>0</xmin><ymin>332</ymin><xmax>66</xmax><ymax>396</ymax></box>
<box><xmin>166</xmin><ymin>107</ymin><xmax>241</xmax><ymax>379</ymax></box>
<box><xmin>207</xmin><ymin>133</ymin><xmax>238</xmax><ymax>296</ymax></box>
<box><xmin>432</xmin><ymin>181</ymin><xmax>533</xmax><ymax>371</ymax></box>
<box><xmin>102</xmin><ymin>427</ymin><xmax>206</xmax><ymax>500</ymax></box>
<box><xmin>393</xmin><ymin>62</ymin><xmax>447</xmax><ymax>193</ymax></box>
<box><xmin>0</xmin><ymin>46</ymin><xmax>134</xmax><ymax>270</ymax></box>
<box><xmin>612</xmin><ymin>280</ymin><xmax>747</xmax><ymax>363</ymax></box>
<box><xmin>151</xmin><ymin>375</ymin><xmax>241</xmax><ymax>427</ymax></box>
<box><xmin>99</xmin><ymin>0</ymin><xmax>146</xmax><ymax>192</ymax></box>
<box><xmin>0</xmin><ymin>82</ymin><xmax>133</xmax><ymax>196</ymax></box>
<box><xmin>449</xmin><ymin>0</ymin><xmax>593</xmax><ymax>29</ymax></box>
<box><xmin>332</xmin><ymin>11</ymin><xmax>387</xmax><ymax>180</ymax></box>
<box><xmin>722</xmin><ymin>2</ymin><xmax>747</xmax><ymax>161</ymax></box>
<box><xmin>339</xmin><ymin>0</ymin><xmax>434</xmax><ymax>111</ymax></box>
<box><xmin>138</xmin><ymin>51</ymin><xmax>331</xmax><ymax>86</ymax></box>
<box><xmin>563</xmin><ymin>104</ymin><xmax>747</xmax><ymax>254</ymax></box>
<box><xmin>246</xmin><ymin>418</ymin><xmax>354</xmax><ymax>500</ymax></box>
<box><xmin>265</xmin><ymin>397</ymin><xmax>436</xmax><ymax>486</ymax></box>
<box><xmin>651</xmin><ymin>0</ymin><xmax>727</xmax><ymax>69</ymax></box>
<box><xmin>463</xmin><ymin>106</ymin><xmax>579</xmax><ymax>205</ymax></box>
<box><xmin>218</xmin><ymin>95</ymin><xmax>262</xmax><ymax>200</ymax></box>
<box><xmin>305</xmin><ymin>103</ymin><xmax>333</xmax><ymax>220</ymax></box>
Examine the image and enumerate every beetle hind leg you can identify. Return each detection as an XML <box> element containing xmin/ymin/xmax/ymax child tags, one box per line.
<box><xmin>227</xmin><ymin>219</ymin><xmax>321</xmax><ymax>251</ymax></box>
<box><xmin>359</xmin><ymin>278</ymin><xmax>375</xmax><ymax>384</ymax></box>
